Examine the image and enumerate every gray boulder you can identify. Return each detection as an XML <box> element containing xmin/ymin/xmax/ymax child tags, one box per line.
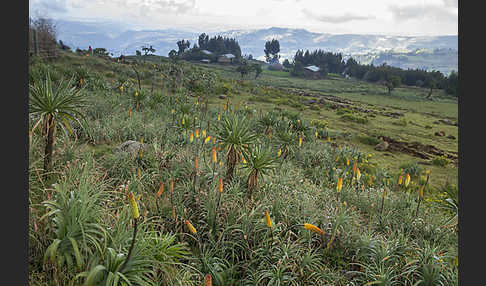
<box><xmin>117</xmin><ymin>140</ymin><xmax>148</xmax><ymax>154</ymax></box>
<box><xmin>375</xmin><ymin>141</ymin><xmax>389</xmax><ymax>151</ymax></box>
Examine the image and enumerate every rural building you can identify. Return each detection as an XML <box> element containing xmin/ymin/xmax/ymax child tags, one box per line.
<box><xmin>303</xmin><ymin>65</ymin><xmax>322</xmax><ymax>79</ymax></box>
<box><xmin>218</xmin><ymin>53</ymin><xmax>235</xmax><ymax>63</ymax></box>
<box><xmin>200</xmin><ymin>59</ymin><xmax>210</xmax><ymax>64</ymax></box>
<box><xmin>201</xmin><ymin>50</ymin><xmax>213</xmax><ymax>55</ymax></box>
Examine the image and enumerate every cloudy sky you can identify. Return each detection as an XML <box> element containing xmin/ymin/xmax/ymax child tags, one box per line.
<box><xmin>29</xmin><ymin>0</ymin><xmax>458</xmax><ymax>35</ymax></box>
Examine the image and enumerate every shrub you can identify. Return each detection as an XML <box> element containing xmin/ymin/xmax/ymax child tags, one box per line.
<box><xmin>310</xmin><ymin>119</ymin><xmax>328</xmax><ymax>129</ymax></box>
<box><xmin>340</xmin><ymin>113</ymin><xmax>369</xmax><ymax>124</ymax></box>
<box><xmin>357</xmin><ymin>134</ymin><xmax>381</xmax><ymax>146</ymax></box>
<box><xmin>432</xmin><ymin>156</ymin><xmax>450</xmax><ymax>167</ymax></box>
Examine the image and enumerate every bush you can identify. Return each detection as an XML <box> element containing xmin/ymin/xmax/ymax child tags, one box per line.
<box><xmin>340</xmin><ymin>113</ymin><xmax>369</xmax><ymax>124</ymax></box>
<box><xmin>357</xmin><ymin>134</ymin><xmax>381</xmax><ymax>146</ymax></box>
<box><xmin>310</xmin><ymin>119</ymin><xmax>328</xmax><ymax>129</ymax></box>
<box><xmin>432</xmin><ymin>156</ymin><xmax>450</xmax><ymax>167</ymax></box>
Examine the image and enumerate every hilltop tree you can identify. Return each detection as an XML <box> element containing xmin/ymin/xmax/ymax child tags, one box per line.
<box><xmin>141</xmin><ymin>45</ymin><xmax>156</xmax><ymax>56</ymax></box>
<box><xmin>177</xmin><ymin>39</ymin><xmax>191</xmax><ymax>55</ymax></box>
<box><xmin>236</xmin><ymin>61</ymin><xmax>251</xmax><ymax>78</ymax></box>
<box><xmin>282</xmin><ymin>59</ymin><xmax>292</xmax><ymax>69</ymax></box>
<box><xmin>384</xmin><ymin>75</ymin><xmax>401</xmax><ymax>95</ymax></box>
<box><xmin>198</xmin><ymin>33</ymin><xmax>209</xmax><ymax>49</ymax></box>
<box><xmin>253</xmin><ymin>63</ymin><xmax>263</xmax><ymax>79</ymax></box>
<box><xmin>264</xmin><ymin>39</ymin><xmax>280</xmax><ymax>63</ymax></box>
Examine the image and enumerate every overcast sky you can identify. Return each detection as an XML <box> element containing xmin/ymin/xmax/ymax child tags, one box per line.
<box><xmin>29</xmin><ymin>0</ymin><xmax>458</xmax><ymax>36</ymax></box>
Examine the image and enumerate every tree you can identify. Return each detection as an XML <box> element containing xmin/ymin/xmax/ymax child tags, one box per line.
<box><xmin>176</xmin><ymin>39</ymin><xmax>191</xmax><ymax>55</ymax></box>
<box><xmin>282</xmin><ymin>59</ymin><xmax>292</xmax><ymax>69</ymax></box>
<box><xmin>141</xmin><ymin>45</ymin><xmax>156</xmax><ymax>56</ymax></box>
<box><xmin>242</xmin><ymin>146</ymin><xmax>277</xmax><ymax>198</ymax></box>
<box><xmin>29</xmin><ymin>72</ymin><xmax>87</xmax><ymax>178</ymax></box>
<box><xmin>424</xmin><ymin>76</ymin><xmax>437</xmax><ymax>99</ymax></box>
<box><xmin>264</xmin><ymin>39</ymin><xmax>280</xmax><ymax>63</ymax></box>
<box><xmin>236</xmin><ymin>61</ymin><xmax>251</xmax><ymax>78</ymax></box>
<box><xmin>216</xmin><ymin>115</ymin><xmax>257</xmax><ymax>182</ymax></box>
<box><xmin>253</xmin><ymin>64</ymin><xmax>263</xmax><ymax>79</ymax></box>
<box><xmin>384</xmin><ymin>75</ymin><xmax>401</xmax><ymax>95</ymax></box>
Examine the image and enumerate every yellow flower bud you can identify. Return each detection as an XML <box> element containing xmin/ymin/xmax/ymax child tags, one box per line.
<box><xmin>185</xmin><ymin>220</ymin><xmax>197</xmax><ymax>234</ymax></box>
<box><xmin>128</xmin><ymin>192</ymin><xmax>140</xmax><ymax>219</ymax></box>
<box><xmin>304</xmin><ymin>223</ymin><xmax>324</xmax><ymax>235</ymax></box>
<box><xmin>337</xmin><ymin>177</ymin><xmax>343</xmax><ymax>193</ymax></box>
<box><xmin>264</xmin><ymin>210</ymin><xmax>272</xmax><ymax>228</ymax></box>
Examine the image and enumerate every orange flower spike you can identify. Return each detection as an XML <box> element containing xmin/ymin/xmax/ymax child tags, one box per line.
<box><xmin>211</xmin><ymin>147</ymin><xmax>217</xmax><ymax>163</ymax></box>
<box><xmin>398</xmin><ymin>175</ymin><xmax>403</xmax><ymax>185</ymax></box>
<box><xmin>195</xmin><ymin>129</ymin><xmax>200</xmax><ymax>138</ymax></box>
<box><xmin>218</xmin><ymin>178</ymin><xmax>223</xmax><ymax>193</ymax></box>
<box><xmin>205</xmin><ymin>136</ymin><xmax>211</xmax><ymax>144</ymax></box>
<box><xmin>352</xmin><ymin>161</ymin><xmax>357</xmax><ymax>176</ymax></box>
<box><xmin>346</xmin><ymin>158</ymin><xmax>349</xmax><ymax>166</ymax></box>
<box><xmin>337</xmin><ymin>177</ymin><xmax>343</xmax><ymax>193</ymax></box>
<box><xmin>304</xmin><ymin>223</ymin><xmax>324</xmax><ymax>235</ymax></box>
<box><xmin>157</xmin><ymin>182</ymin><xmax>164</xmax><ymax>198</ymax></box>
<box><xmin>194</xmin><ymin>156</ymin><xmax>199</xmax><ymax>172</ymax></box>
<box><xmin>189</xmin><ymin>132</ymin><xmax>194</xmax><ymax>143</ymax></box>
<box><xmin>204</xmin><ymin>274</ymin><xmax>212</xmax><ymax>286</ymax></box>
<box><xmin>356</xmin><ymin>168</ymin><xmax>361</xmax><ymax>181</ymax></box>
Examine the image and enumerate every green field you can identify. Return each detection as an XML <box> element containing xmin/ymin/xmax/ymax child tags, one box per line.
<box><xmin>28</xmin><ymin>51</ymin><xmax>458</xmax><ymax>285</ymax></box>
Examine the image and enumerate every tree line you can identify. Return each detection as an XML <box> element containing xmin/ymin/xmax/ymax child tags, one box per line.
<box><xmin>281</xmin><ymin>46</ymin><xmax>458</xmax><ymax>97</ymax></box>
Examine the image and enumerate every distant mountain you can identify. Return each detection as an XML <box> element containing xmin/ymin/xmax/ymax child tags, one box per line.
<box><xmin>55</xmin><ymin>20</ymin><xmax>457</xmax><ymax>74</ymax></box>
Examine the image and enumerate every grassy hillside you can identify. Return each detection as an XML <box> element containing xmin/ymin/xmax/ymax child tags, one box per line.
<box><xmin>28</xmin><ymin>51</ymin><xmax>458</xmax><ymax>285</ymax></box>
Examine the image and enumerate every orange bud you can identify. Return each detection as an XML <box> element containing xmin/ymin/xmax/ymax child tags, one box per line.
<box><xmin>194</xmin><ymin>156</ymin><xmax>199</xmax><ymax>172</ymax></box>
<box><xmin>189</xmin><ymin>132</ymin><xmax>194</xmax><ymax>143</ymax></box>
<box><xmin>170</xmin><ymin>179</ymin><xmax>174</xmax><ymax>193</ymax></box>
<box><xmin>398</xmin><ymin>175</ymin><xmax>403</xmax><ymax>185</ymax></box>
<box><xmin>195</xmin><ymin>129</ymin><xmax>200</xmax><ymax>138</ymax></box>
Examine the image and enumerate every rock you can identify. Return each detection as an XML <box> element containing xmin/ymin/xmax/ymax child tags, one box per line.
<box><xmin>117</xmin><ymin>140</ymin><xmax>148</xmax><ymax>154</ymax></box>
<box><xmin>447</xmin><ymin>135</ymin><xmax>456</xmax><ymax>140</ymax></box>
<box><xmin>439</xmin><ymin>119</ymin><xmax>455</xmax><ymax>126</ymax></box>
<box><xmin>218</xmin><ymin>94</ymin><xmax>227</xmax><ymax>99</ymax></box>
<box><xmin>375</xmin><ymin>141</ymin><xmax>389</xmax><ymax>151</ymax></box>
<box><xmin>434</xmin><ymin>131</ymin><xmax>446</xmax><ymax>137</ymax></box>
<box><xmin>303</xmin><ymin>99</ymin><xmax>316</xmax><ymax>105</ymax></box>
